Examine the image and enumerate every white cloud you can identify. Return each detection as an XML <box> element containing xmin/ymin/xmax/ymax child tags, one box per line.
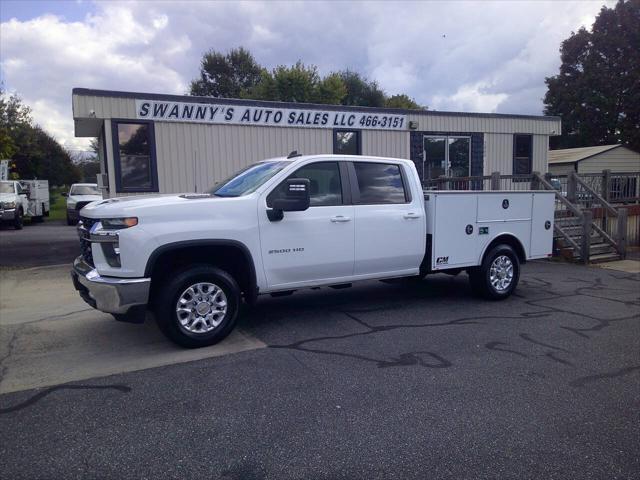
<box><xmin>0</xmin><ymin>0</ymin><xmax>614</xmax><ymax>150</ymax></box>
<box><xmin>432</xmin><ymin>82</ymin><xmax>508</xmax><ymax>113</ymax></box>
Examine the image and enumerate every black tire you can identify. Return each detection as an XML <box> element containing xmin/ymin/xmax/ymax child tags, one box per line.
<box><xmin>67</xmin><ymin>214</ymin><xmax>75</xmax><ymax>226</ymax></box>
<box><xmin>14</xmin><ymin>208</ymin><xmax>23</xmax><ymax>230</ymax></box>
<box><xmin>468</xmin><ymin>244</ymin><xmax>520</xmax><ymax>300</ymax></box>
<box><xmin>154</xmin><ymin>265</ymin><xmax>240</xmax><ymax>348</ymax></box>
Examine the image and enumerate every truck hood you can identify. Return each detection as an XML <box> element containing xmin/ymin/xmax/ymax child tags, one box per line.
<box><xmin>80</xmin><ymin>193</ymin><xmax>242</xmax><ymax>219</ymax></box>
<box><xmin>68</xmin><ymin>194</ymin><xmax>102</xmax><ymax>204</ymax></box>
<box><xmin>0</xmin><ymin>193</ymin><xmax>17</xmax><ymax>203</ymax></box>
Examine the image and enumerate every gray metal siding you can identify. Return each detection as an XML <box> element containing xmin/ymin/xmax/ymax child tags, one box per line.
<box><xmin>484</xmin><ymin>134</ymin><xmax>548</xmax><ymax>175</ymax></box>
<box><xmin>361</xmin><ymin>130</ymin><xmax>409</xmax><ymax>158</ymax></box>
<box><xmin>407</xmin><ymin>112</ymin><xmax>560</xmax><ymax>135</ymax></box>
<box><xmin>153</xmin><ymin>123</ymin><xmax>333</xmax><ymax>194</ymax></box>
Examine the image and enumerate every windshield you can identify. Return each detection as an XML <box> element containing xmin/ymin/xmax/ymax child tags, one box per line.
<box><xmin>210</xmin><ymin>161</ymin><xmax>288</xmax><ymax>197</ymax></box>
<box><xmin>70</xmin><ymin>185</ymin><xmax>100</xmax><ymax>196</ymax></box>
<box><xmin>0</xmin><ymin>182</ymin><xmax>15</xmax><ymax>194</ymax></box>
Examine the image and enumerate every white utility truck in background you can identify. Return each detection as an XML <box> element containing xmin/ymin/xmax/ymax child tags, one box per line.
<box><xmin>71</xmin><ymin>154</ymin><xmax>555</xmax><ymax>348</ymax></box>
<box><xmin>0</xmin><ymin>179</ymin><xmax>50</xmax><ymax>229</ymax></box>
<box><xmin>63</xmin><ymin>183</ymin><xmax>103</xmax><ymax>225</ymax></box>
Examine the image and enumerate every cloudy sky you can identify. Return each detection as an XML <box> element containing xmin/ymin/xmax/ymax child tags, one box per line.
<box><xmin>1</xmin><ymin>0</ymin><xmax>611</xmax><ymax>152</ymax></box>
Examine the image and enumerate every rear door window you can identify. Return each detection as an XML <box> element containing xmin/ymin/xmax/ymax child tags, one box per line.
<box><xmin>353</xmin><ymin>162</ymin><xmax>408</xmax><ymax>204</ymax></box>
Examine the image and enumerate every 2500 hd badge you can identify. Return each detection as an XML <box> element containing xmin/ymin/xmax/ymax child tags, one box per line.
<box><xmin>268</xmin><ymin>247</ymin><xmax>305</xmax><ymax>254</ymax></box>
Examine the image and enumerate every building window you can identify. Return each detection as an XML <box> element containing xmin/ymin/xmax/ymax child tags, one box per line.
<box><xmin>513</xmin><ymin>134</ymin><xmax>533</xmax><ymax>175</ymax></box>
<box><xmin>353</xmin><ymin>162</ymin><xmax>408</xmax><ymax>204</ymax></box>
<box><xmin>334</xmin><ymin>130</ymin><xmax>361</xmax><ymax>155</ymax></box>
<box><xmin>112</xmin><ymin>121</ymin><xmax>158</xmax><ymax>192</ymax></box>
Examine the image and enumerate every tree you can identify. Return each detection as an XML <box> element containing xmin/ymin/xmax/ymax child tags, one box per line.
<box><xmin>0</xmin><ymin>88</ymin><xmax>31</xmax><ymax>159</ymax></box>
<box><xmin>190</xmin><ymin>47</ymin><xmax>427</xmax><ymax>110</ymax></box>
<box><xmin>190</xmin><ymin>47</ymin><xmax>263</xmax><ymax>98</ymax></box>
<box><xmin>0</xmin><ymin>89</ymin><xmax>79</xmax><ymax>185</ymax></box>
<box><xmin>385</xmin><ymin>94</ymin><xmax>424</xmax><ymax>110</ymax></box>
<box><xmin>244</xmin><ymin>63</ymin><xmax>348</xmax><ymax>105</ymax></box>
<box><xmin>544</xmin><ymin>0</ymin><xmax>640</xmax><ymax>151</ymax></box>
<box><xmin>338</xmin><ymin>70</ymin><xmax>386</xmax><ymax>108</ymax></box>
<box><xmin>313</xmin><ymin>72</ymin><xmax>347</xmax><ymax>105</ymax></box>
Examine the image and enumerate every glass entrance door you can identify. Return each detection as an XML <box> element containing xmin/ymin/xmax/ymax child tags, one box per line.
<box><xmin>422</xmin><ymin>135</ymin><xmax>471</xmax><ymax>181</ymax></box>
<box><xmin>423</xmin><ymin>136</ymin><xmax>447</xmax><ymax>181</ymax></box>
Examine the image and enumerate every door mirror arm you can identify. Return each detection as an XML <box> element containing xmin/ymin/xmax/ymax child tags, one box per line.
<box><xmin>267</xmin><ymin>209</ymin><xmax>284</xmax><ymax>222</ymax></box>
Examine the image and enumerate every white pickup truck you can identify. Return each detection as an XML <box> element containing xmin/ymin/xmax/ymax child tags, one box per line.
<box><xmin>71</xmin><ymin>154</ymin><xmax>555</xmax><ymax>348</ymax></box>
<box><xmin>0</xmin><ymin>179</ymin><xmax>50</xmax><ymax>229</ymax></box>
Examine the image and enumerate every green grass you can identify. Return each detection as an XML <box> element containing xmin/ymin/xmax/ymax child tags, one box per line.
<box><xmin>47</xmin><ymin>189</ymin><xmax>67</xmax><ymax>222</ymax></box>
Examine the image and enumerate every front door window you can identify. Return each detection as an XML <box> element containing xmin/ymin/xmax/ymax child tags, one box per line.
<box><xmin>423</xmin><ymin>135</ymin><xmax>471</xmax><ymax>181</ymax></box>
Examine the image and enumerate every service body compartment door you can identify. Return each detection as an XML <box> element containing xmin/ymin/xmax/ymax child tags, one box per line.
<box><xmin>530</xmin><ymin>192</ymin><xmax>555</xmax><ymax>258</ymax></box>
<box><xmin>477</xmin><ymin>193</ymin><xmax>532</xmax><ymax>222</ymax></box>
<box><xmin>431</xmin><ymin>194</ymin><xmax>478</xmax><ymax>269</ymax></box>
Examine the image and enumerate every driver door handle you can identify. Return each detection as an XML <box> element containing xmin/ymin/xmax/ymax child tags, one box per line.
<box><xmin>403</xmin><ymin>212</ymin><xmax>421</xmax><ymax>219</ymax></box>
<box><xmin>330</xmin><ymin>215</ymin><xmax>351</xmax><ymax>223</ymax></box>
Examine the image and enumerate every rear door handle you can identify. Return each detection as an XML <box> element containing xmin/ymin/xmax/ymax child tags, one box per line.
<box><xmin>330</xmin><ymin>215</ymin><xmax>351</xmax><ymax>223</ymax></box>
<box><xmin>403</xmin><ymin>213</ymin><xmax>421</xmax><ymax>219</ymax></box>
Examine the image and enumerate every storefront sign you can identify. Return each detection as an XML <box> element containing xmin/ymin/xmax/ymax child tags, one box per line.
<box><xmin>135</xmin><ymin>99</ymin><xmax>406</xmax><ymax>131</ymax></box>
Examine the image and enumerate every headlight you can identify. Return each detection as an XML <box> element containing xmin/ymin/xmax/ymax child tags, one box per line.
<box><xmin>101</xmin><ymin>217</ymin><xmax>138</xmax><ymax>229</ymax></box>
<box><xmin>1</xmin><ymin>201</ymin><xmax>16</xmax><ymax>209</ymax></box>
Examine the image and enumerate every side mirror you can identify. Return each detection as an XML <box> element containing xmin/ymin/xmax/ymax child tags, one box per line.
<box><xmin>267</xmin><ymin>178</ymin><xmax>310</xmax><ymax>222</ymax></box>
<box><xmin>62</xmin><ymin>192</ymin><xmax>69</xmax><ymax>197</ymax></box>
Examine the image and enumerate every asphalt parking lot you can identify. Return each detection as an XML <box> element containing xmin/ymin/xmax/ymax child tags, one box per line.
<box><xmin>0</xmin><ymin>259</ymin><xmax>638</xmax><ymax>479</ymax></box>
<box><xmin>0</xmin><ymin>219</ymin><xmax>79</xmax><ymax>268</ymax></box>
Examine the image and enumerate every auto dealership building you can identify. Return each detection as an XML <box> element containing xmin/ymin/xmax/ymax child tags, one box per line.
<box><xmin>72</xmin><ymin>88</ymin><xmax>561</xmax><ymax>197</ymax></box>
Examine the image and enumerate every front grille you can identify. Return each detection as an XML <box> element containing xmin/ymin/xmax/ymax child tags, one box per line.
<box><xmin>78</xmin><ymin>216</ymin><xmax>98</xmax><ymax>268</ymax></box>
<box><xmin>76</xmin><ymin>201</ymin><xmax>91</xmax><ymax>211</ymax></box>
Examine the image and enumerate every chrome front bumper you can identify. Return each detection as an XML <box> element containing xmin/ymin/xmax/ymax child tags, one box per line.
<box><xmin>71</xmin><ymin>256</ymin><xmax>150</xmax><ymax>314</ymax></box>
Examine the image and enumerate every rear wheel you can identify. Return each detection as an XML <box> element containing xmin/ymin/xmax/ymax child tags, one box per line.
<box><xmin>469</xmin><ymin>244</ymin><xmax>520</xmax><ymax>300</ymax></box>
<box><xmin>154</xmin><ymin>265</ymin><xmax>240</xmax><ymax>348</ymax></box>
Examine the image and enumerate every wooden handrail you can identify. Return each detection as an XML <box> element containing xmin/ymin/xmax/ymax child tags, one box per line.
<box><xmin>553</xmin><ymin>224</ymin><xmax>581</xmax><ymax>253</ymax></box>
<box><xmin>571</xmin><ymin>172</ymin><xmax>618</xmax><ymax>217</ymax></box>
<box><xmin>534</xmin><ymin>173</ymin><xmax>584</xmax><ymax>218</ymax></box>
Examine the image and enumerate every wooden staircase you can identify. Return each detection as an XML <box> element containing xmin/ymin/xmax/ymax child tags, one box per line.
<box><xmin>553</xmin><ymin>215</ymin><xmax>621</xmax><ymax>263</ymax></box>
<box><xmin>534</xmin><ymin>172</ymin><xmax>628</xmax><ymax>265</ymax></box>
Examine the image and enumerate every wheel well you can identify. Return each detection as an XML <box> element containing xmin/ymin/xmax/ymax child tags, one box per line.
<box><xmin>483</xmin><ymin>234</ymin><xmax>526</xmax><ymax>264</ymax></box>
<box><xmin>147</xmin><ymin>242</ymin><xmax>256</xmax><ymax>302</ymax></box>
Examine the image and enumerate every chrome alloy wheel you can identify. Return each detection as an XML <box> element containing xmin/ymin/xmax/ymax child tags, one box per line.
<box><xmin>176</xmin><ymin>282</ymin><xmax>228</xmax><ymax>334</ymax></box>
<box><xmin>489</xmin><ymin>255</ymin><xmax>514</xmax><ymax>292</ymax></box>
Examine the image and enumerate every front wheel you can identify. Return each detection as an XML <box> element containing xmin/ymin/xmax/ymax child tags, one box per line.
<box><xmin>469</xmin><ymin>244</ymin><xmax>520</xmax><ymax>300</ymax></box>
<box><xmin>154</xmin><ymin>265</ymin><xmax>240</xmax><ymax>348</ymax></box>
<box><xmin>14</xmin><ymin>208</ymin><xmax>24</xmax><ymax>230</ymax></box>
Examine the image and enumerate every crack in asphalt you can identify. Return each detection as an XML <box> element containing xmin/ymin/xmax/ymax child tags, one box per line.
<box><xmin>264</xmin><ymin>268</ymin><xmax>639</xmax><ymax>386</ymax></box>
<box><xmin>0</xmin><ymin>384</ymin><xmax>132</xmax><ymax>414</ymax></box>
<box><xmin>0</xmin><ymin>324</ymin><xmax>25</xmax><ymax>389</ymax></box>
<box><xmin>569</xmin><ymin>366</ymin><xmax>640</xmax><ymax>387</ymax></box>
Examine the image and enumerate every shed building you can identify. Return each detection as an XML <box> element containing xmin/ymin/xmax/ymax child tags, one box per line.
<box><xmin>548</xmin><ymin>144</ymin><xmax>640</xmax><ymax>176</ymax></box>
<box><xmin>72</xmin><ymin>88</ymin><xmax>561</xmax><ymax>197</ymax></box>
